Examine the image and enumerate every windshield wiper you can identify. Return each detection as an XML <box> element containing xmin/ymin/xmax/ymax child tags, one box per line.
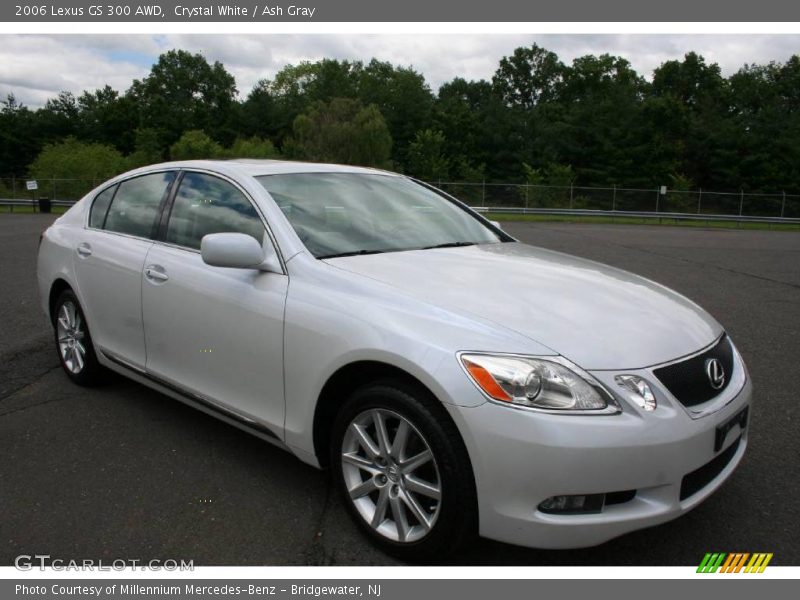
<box><xmin>419</xmin><ymin>241</ymin><xmax>477</xmax><ymax>250</ymax></box>
<box><xmin>320</xmin><ymin>242</ymin><xmax>476</xmax><ymax>259</ymax></box>
<box><xmin>318</xmin><ymin>249</ymin><xmax>390</xmax><ymax>259</ymax></box>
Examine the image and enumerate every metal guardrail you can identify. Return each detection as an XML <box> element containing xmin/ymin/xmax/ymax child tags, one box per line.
<box><xmin>0</xmin><ymin>199</ymin><xmax>76</xmax><ymax>212</ymax></box>
<box><xmin>473</xmin><ymin>206</ymin><xmax>800</xmax><ymax>224</ymax></box>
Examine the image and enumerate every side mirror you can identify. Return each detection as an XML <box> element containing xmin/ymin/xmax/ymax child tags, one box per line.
<box><xmin>201</xmin><ymin>233</ymin><xmax>280</xmax><ymax>272</ymax></box>
<box><xmin>490</xmin><ymin>220</ymin><xmax>503</xmax><ymax>231</ymax></box>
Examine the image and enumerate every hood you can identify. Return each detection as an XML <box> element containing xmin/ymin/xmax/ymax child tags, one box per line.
<box><xmin>325</xmin><ymin>242</ymin><xmax>722</xmax><ymax>370</ymax></box>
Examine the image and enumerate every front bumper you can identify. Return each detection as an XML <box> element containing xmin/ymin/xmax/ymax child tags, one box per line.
<box><xmin>445</xmin><ymin>354</ymin><xmax>752</xmax><ymax>549</ymax></box>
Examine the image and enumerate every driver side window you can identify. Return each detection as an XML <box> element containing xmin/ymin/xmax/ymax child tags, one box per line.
<box><xmin>166</xmin><ymin>172</ymin><xmax>266</xmax><ymax>251</ymax></box>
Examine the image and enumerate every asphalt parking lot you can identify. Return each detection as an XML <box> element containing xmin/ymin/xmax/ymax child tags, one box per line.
<box><xmin>1</xmin><ymin>214</ymin><xmax>798</xmax><ymax>566</ymax></box>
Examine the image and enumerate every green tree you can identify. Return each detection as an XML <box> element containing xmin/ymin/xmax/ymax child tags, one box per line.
<box><xmin>729</xmin><ymin>57</ymin><xmax>800</xmax><ymax>192</ymax></box>
<box><xmin>0</xmin><ymin>94</ymin><xmax>41</xmax><ymax>175</ymax></box>
<box><xmin>128</xmin><ymin>50</ymin><xmax>237</xmax><ymax>149</ymax></box>
<box><xmin>356</xmin><ymin>60</ymin><xmax>434</xmax><ymax>169</ymax></box>
<box><xmin>289</xmin><ymin>98</ymin><xmax>392</xmax><ymax>167</ymax></box>
<box><xmin>241</xmin><ymin>79</ymin><xmax>280</xmax><ymax>141</ymax></box>
<box><xmin>650</xmin><ymin>53</ymin><xmax>735</xmax><ymax>189</ymax></box>
<box><xmin>29</xmin><ymin>137</ymin><xmax>128</xmax><ymax>200</ymax></box>
<box><xmin>547</xmin><ymin>54</ymin><xmax>646</xmax><ymax>186</ymax></box>
<box><xmin>271</xmin><ymin>60</ymin><xmax>360</xmax><ymax>102</ymax></box>
<box><xmin>260</xmin><ymin>60</ymin><xmax>362</xmax><ymax>146</ymax></box>
<box><xmin>229</xmin><ymin>136</ymin><xmax>280</xmax><ymax>159</ymax></box>
<box><xmin>492</xmin><ymin>44</ymin><xmax>565</xmax><ymax>109</ymax></box>
<box><xmin>263</xmin><ymin>58</ymin><xmax>433</xmax><ymax>168</ymax></box>
<box><xmin>662</xmin><ymin>173</ymin><xmax>697</xmax><ymax>212</ymax></box>
<box><xmin>127</xmin><ymin>127</ymin><xmax>165</xmax><ymax>167</ymax></box>
<box><xmin>434</xmin><ymin>78</ymin><xmax>520</xmax><ymax>181</ymax></box>
<box><xmin>31</xmin><ymin>91</ymin><xmax>80</xmax><ymax>150</ymax></box>
<box><xmin>407</xmin><ymin>129</ymin><xmax>450</xmax><ymax>181</ymax></box>
<box><xmin>77</xmin><ymin>86</ymin><xmax>138</xmax><ymax>153</ymax></box>
<box><xmin>522</xmin><ymin>162</ymin><xmax>574</xmax><ymax>207</ymax></box>
<box><xmin>266</xmin><ymin>62</ymin><xmax>321</xmax><ymax>142</ymax></box>
<box><xmin>300</xmin><ymin>59</ymin><xmax>361</xmax><ymax>101</ymax></box>
<box><xmin>169</xmin><ymin>129</ymin><xmax>226</xmax><ymax>160</ymax></box>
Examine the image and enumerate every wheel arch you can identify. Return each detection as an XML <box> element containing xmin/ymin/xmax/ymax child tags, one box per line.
<box><xmin>312</xmin><ymin>360</ymin><xmax>463</xmax><ymax>468</ymax></box>
<box><xmin>48</xmin><ymin>278</ymin><xmax>74</xmax><ymax>324</ymax></box>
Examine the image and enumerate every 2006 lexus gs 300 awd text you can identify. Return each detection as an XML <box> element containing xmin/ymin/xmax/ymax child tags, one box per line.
<box><xmin>37</xmin><ymin>160</ymin><xmax>751</xmax><ymax>560</ymax></box>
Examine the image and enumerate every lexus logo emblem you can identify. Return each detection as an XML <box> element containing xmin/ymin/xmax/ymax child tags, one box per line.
<box><xmin>705</xmin><ymin>358</ymin><xmax>725</xmax><ymax>390</ymax></box>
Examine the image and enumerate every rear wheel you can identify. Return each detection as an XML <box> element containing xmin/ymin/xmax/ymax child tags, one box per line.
<box><xmin>331</xmin><ymin>380</ymin><xmax>477</xmax><ymax>562</ymax></box>
<box><xmin>53</xmin><ymin>289</ymin><xmax>105</xmax><ymax>386</ymax></box>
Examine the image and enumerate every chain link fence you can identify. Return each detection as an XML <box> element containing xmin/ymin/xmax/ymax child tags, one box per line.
<box><xmin>1</xmin><ymin>176</ymin><xmax>799</xmax><ymax>219</ymax></box>
<box><xmin>432</xmin><ymin>182</ymin><xmax>800</xmax><ymax>219</ymax></box>
<box><xmin>0</xmin><ymin>177</ymin><xmax>101</xmax><ymax>204</ymax></box>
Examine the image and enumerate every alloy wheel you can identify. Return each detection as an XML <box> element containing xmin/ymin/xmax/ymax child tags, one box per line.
<box><xmin>56</xmin><ymin>300</ymin><xmax>86</xmax><ymax>374</ymax></box>
<box><xmin>341</xmin><ymin>408</ymin><xmax>442</xmax><ymax>543</ymax></box>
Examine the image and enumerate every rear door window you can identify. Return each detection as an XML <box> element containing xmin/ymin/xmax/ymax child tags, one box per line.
<box><xmin>104</xmin><ymin>172</ymin><xmax>175</xmax><ymax>239</ymax></box>
<box><xmin>89</xmin><ymin>185</ymin><xmax>117</xmax><ymax>229</ymax></box>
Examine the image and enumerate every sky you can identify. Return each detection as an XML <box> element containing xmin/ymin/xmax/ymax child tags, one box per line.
<box><xmin>1</xmin><ymin>34</ymin><xmax>800</xmax><ymax>107</ymax></box>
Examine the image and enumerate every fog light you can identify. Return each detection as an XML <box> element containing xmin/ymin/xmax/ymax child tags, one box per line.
<box><xmin>615</xmin><ymin>374</ymin><xmax>657</xmax><ymax>411</ymax></box>
<box><xmin>538</xmin><ymin>493</ymin><xmax>605</xmax><ymax>514</ymax></box>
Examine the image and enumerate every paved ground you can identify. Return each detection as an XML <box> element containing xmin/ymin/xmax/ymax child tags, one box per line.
<box><xmin>1</xmin><ymin>214</ymin><xmax>798</xmax><ymax>566</ymax></box>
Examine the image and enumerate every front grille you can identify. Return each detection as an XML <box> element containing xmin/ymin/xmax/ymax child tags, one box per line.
<box><xmin>653</xmin><ymin>335</ymin><xmax>734</xmax><ymax>407</ymax></box>
<box><xmin>680</xmin><ymin>435</ymin><xmax>741</xmax><ymax>500</ymax></box>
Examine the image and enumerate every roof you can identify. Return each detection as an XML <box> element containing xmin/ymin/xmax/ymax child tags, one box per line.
<box><xmin>145</xmin><ymin>159</ymin><xmax>400</xmax><ymax>178</ymax></box>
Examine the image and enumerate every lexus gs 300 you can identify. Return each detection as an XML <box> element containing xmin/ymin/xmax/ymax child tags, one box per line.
<box><xmin>37</xmin><ymin>160</ymin><xmax>751</xmax><ymax>560</ymax></box>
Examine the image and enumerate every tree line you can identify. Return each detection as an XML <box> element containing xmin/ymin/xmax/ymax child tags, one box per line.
<box><xmin>2</xmin><ymin>45</ymin><xmax>800</xmax><ymax>195</ymax></box>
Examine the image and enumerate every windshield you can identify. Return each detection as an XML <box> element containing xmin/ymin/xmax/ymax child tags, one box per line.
<box><xmin>256</xmin><ymin>172</ymin><xmax>503</xmax><ymax>259</ymax></box>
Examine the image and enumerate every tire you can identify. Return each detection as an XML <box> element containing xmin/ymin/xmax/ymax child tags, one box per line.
<box><xmin>330</xmin><ymin>379</ymin><xmax>477</xmax><ymax>562</ymax></box>
<box><xmin>52</xmin><ymin>289</ymin><xmax>106</xmax><ymax>386</ymax></box>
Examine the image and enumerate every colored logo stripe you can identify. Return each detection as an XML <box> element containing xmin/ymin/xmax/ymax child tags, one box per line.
<box><xmin>720</xmin><ymin>553</ymin><xmax>749</xmax><ymax>573</ymax></box>
<box><xmin>697</xmin><ymin>553</ymin><xmax>726</xmax><ymax>573</ymax></box>
<box><xmin>697</xmin><ymin>553</ymin><xmax>773</xmax><ymax>573</ymax></box>
<box><xmin>745</xmin><ymin>553</ymin><xmax>773</xmax><ymax>573</ymax></box>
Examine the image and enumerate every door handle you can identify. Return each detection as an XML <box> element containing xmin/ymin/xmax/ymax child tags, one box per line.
<box><xmin>144</xmin><ymin>265</ymin><xmax>169</xmax><ymax>282</ymax></box>
<box><xmin>76</xmin><ymin>243</ymin><xmax>92</xmax><ymax>258</ymax></box>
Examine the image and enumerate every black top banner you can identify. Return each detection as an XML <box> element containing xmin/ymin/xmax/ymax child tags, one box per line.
<box><xmin>3</xmin><ymin>0</ymin><xmax>800</xmax><ymax>22</ymax></box>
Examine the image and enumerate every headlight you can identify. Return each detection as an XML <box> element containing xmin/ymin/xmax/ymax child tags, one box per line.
<box><xmin>459</xmin><ymin>353</ymin><xmax>616</xmax><ymax>412</ymax></box>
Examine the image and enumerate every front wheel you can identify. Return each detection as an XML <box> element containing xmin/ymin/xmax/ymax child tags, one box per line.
<box><xmin>331</xmin><ymin>381</ymin><xmax>477</xmax><ymax>562</ymax></box>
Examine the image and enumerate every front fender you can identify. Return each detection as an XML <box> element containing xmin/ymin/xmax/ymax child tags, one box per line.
<box><xmin>281</xmin><ymin>254</ymin><xmax>551</xmax><ymax>460</ymax></box>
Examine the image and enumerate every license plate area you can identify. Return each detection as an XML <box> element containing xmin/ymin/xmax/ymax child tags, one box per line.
<box><xmin>715</xmin><ymin>405</ymin><xmax>748</xmax><ymax>452</ymax></box>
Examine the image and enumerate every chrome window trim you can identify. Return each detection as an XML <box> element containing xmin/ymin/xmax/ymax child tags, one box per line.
<box><xmin>82</xmin><ymin>167</ymin><xmax>288</xmax><ymax>275</ymax></box>
<box><xmin>150</xmin><ymin>239</ymin><xmax>201</xmax><ymax>255</ymax></box>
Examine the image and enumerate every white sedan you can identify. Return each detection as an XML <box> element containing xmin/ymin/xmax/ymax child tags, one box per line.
<box><xmin>37</xmin><ymin>160</ymin><xmax>751</xmax><ymax>560</ymax></box>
